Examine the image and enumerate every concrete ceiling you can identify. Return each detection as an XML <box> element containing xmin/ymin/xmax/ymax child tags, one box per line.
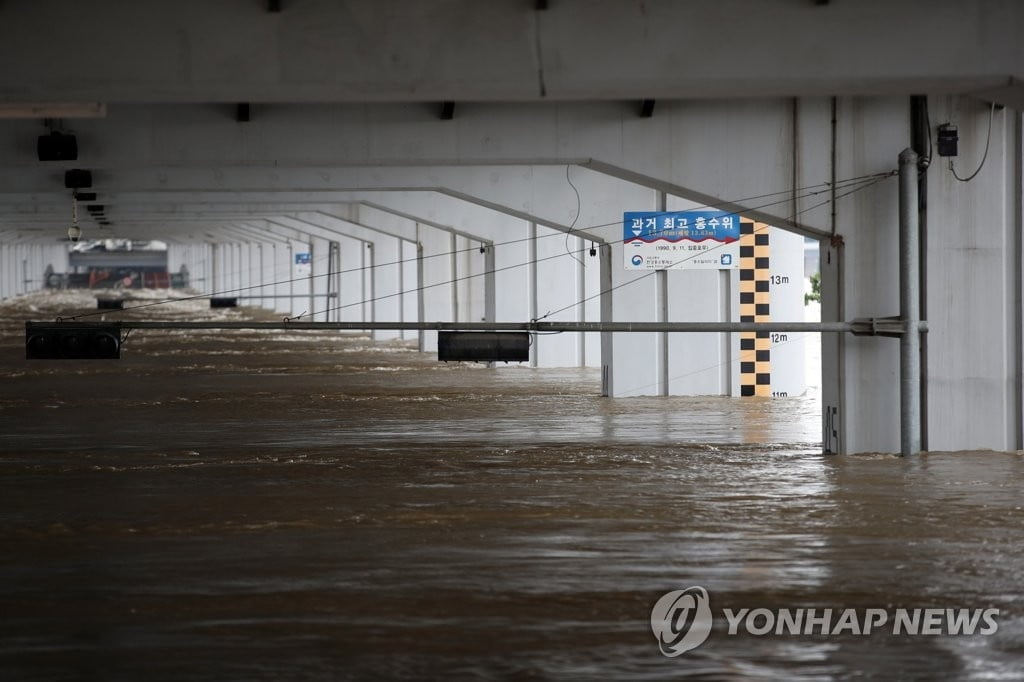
<box><xmin>1</xmin><ymin>0</ymin><xmax>1019</xmax><ymax>244</ymax></box>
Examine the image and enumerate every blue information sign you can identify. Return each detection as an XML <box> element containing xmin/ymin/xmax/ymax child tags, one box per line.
<box><xmin>623</xmin><ymin>210</ymin><xmax>741</xmax><ymax>270</ymax></box>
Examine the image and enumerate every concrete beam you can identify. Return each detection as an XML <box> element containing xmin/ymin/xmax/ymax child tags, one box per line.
<box><xmin>1</xmin><ymin>2</ymin><xmax>1021</xmax><ymax>103</ymax></box>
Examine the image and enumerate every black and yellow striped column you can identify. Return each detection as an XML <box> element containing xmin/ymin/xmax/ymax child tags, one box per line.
<box><xmin>739</xmin><ymin>221</ymin><xmax>770</xmax><ymax>396</ymax></box>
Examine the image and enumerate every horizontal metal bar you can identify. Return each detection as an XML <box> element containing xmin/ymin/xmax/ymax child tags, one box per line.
<box><xmin>35</xmin><ymin>319</ymin><xmax>927</xmax><ymax>334</ymax></box>
<box><xmin>233</xmin><ymin>293</ymin><xmax>338</xmax><ymax>299</ymax></box>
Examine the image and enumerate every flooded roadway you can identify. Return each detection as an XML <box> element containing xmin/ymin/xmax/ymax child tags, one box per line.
<box><xmin>0</xmin><ymin>291</ymin><xmax>1022</xmax><ymax>680</ymax></box>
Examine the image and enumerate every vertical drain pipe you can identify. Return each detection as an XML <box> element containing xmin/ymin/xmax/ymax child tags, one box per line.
<box><xmin>899</xmin><ymin>148</ymin><xmax>921</xmax><ymax>456</ymax></box>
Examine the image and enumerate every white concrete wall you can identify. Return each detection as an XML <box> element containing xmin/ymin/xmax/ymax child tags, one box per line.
<box><xmin>535</xmin><ymin>225</ymin><xmax>583</xmax><ymax>367</ymax></box>
<box><xmin>769</xmin><ymin>228</ymin><xmax>808</xmax><ymax>398</ymax></box>
<box><xmin>665</xmin><ymin>270</ymin><xmax>732</xmax><ymax>397</ymax></box>
<box><xmin>925</xmin><ymin>98</ymin><xmax>1020</xmax><ymax>451</ymax></box>
<box><xmin>419</xmin><ymin>225</ymin><xmax>454</xmax><ymax>352</ymax></box>
<box><xmin>609</xmin><ymin>239</ymin><xmax>660</xmax><ymax>398</ymax></box>
<box><xmin>337</xmin><ymin>236</ymin><xmax>365</xmax><ymax>324</ymax></box>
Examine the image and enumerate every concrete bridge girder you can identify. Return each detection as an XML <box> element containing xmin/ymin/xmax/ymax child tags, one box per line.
<box><xmin>3</xmin><ymin>2</ymin><xmax>1023</xmax><ymax>105</ymax></box>
<box><xmin>0</xmin><ymin>98</ymin><xmax>869</xmax><ymax>236</ymax></box>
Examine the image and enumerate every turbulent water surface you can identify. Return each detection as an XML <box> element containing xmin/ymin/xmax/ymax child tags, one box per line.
<box><xmin>0</xmin><ymin>291</ymin><xmax>1022</xmax><ymax>681</ymax></box>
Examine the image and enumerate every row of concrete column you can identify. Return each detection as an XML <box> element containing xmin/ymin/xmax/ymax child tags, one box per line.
<box><xmin>0</xmin><ymin>240</ymin><xmax>69</xmax><ymax>299</ymax></box>
<box><xmin>5</xmin><ymin>207</ymin><xmax>808</xmax><ymax>403</ymax></box>
<box><xmin>164</xmin><ymin>218</ymin><xmax>601</xmax><ymax>363</ymax></box>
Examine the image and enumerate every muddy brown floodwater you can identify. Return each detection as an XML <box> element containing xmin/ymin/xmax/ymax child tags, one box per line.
<box><xmin>1</xmin><ymin>290</ymin><xmax>1022</xmax><ymax>681</ymax></box>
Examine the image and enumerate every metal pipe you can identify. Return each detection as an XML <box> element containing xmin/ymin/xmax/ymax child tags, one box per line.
<box><xmin>899</xmin><ymin>147</ymin><xmax>922</xmax><ymax>456</ymax></box>
<box><xmin>910</xmin><ymin>94</ymin><xmax>931</xmax><ymax>451</ymax></box>
<box><xmin>232</xmin><ymin>294</ymin><xmax>338</xmax><ymax>299</ymax></box>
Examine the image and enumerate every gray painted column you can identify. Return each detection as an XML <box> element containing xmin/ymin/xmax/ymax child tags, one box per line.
<box><xmin>720</xmin><ymin>269</ymin><xmax>733</xmax><ymax>394</ymax></box>
<box><xmin>576</xmin><ymin>236</ymin><xmax>586</xmax><ymax>368</ymax></box>
<box><xmin>655</xmin><ymin>191</ymin><xmax>669</xmax><ymax>396</ymax></box>
<box><xmin>235</xmin><ymin>243</ymin><xmax>244</xmax><ymax>293</ymax></box>
<box><xmin>257</xmin><ymin>243</ymin><xmax>266</xmax><ymax>309</ymax></box>
<box><xmin>416</xmin><ymin>240</ymin><xmax>426</xmax><ymax>352</ymax></box>
<box><xmin>899</xmin><ymin>148</ymin><xmax>921</xmax><ymax>456</ymax></box>
<box><xmin>483</xmin><ymin>244</ymin><xmax>496</xmax><ymax>325</ymax></box>
<box><xmin>528</xmin><ymin>222</ymin><xmax>539</xmax><ymax>368</ymax></box>
<box><xmin>1</xmin><ymin>243</ymin><xmax>7</xmax><ymax>298</ymax></box>
<box><xmin>364</xmin><ymin>242</ymin><xmax>375</xmax><ymax>335</ymax></box>
<box><xmin>307</xmin><ymin>236</ymin><xmax>316</xmax><ymax>321</ymax></box>
<box><xmin>210</xmin><ymin>242</ymin><xmax>220</xmax><ymax>293</ymax></box>
<box><xmin>600</xmin><ymin>242</ymin><xmax>614</xmax><ymax>396</ymax></box>
<box><xmin>328</xmin><ymin>241</ymin><xmax>341</xmax><ymax>324</ymax></box>
<box><xmin>449</xmin><ymin>233</ymin><xmax>458</xmax><ymax>323</ymax></box>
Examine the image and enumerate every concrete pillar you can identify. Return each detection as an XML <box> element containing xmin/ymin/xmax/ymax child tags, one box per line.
<box><xmin>419</xmin><ymin>223</ymin><xmax>455</xmax><ymax>352</ymax></box>
<box><xmin>401</xmin><ymin>239</ymin><xmax>418</xmax><ymax>340</ymax></box>
<box><xmin>210</xmin><ymin>242</ymin><xmax>220</xmax><ymax>292</ymax></box>
<box><xmin>363</xmin><ymin>242</ymin><xmax>374</xmax><ymax>333</ymax></box>
<box><xmin>337</xmin><ymin>235</ymin><xmax>364</xmax><ymax>324</ymax></box>
<box><xmin>449</xmin><ymin>233</ymin><xmax>458</xmax><ymax>323</ymax></box>
<box><xmin>275</xmin><ymin>241</ymin><xmax>291</xmax><ymax>315</ymax></box>
<box><xmin>575</xmin><ymin>236</ymin><xmax>587</xmax><ymax>368</ymax></box>
<box><xmin>370</xmin><ymin>235</ymin><xmax>402</xmax><ymax>339</ymax></box>
<box><xmin>528</xmin><ymin>222</ymin><xmax>539</xmax><ymax>368</ymax></box>
<box><xmin>416</xmin><ymin>240</ymin><xmax>426</xmax><ymax>350</ymax></box>
<box><xmin>257</xmin><ymin>242</ymin><xmax>266</xmax><ymax>309</ymax></box>
<box><xmin>599</xmin><ymin>242</ymin><xmax>614</xmax><ymax>396</ymax></box>
<box><xmin>656</xmin><ymin>192</ymin><xmax>669</xmax><ymax>395</ymax></box>
<box><xmin>0</xmin><ymin>243</ymin><xmax>8</xmax><ymax>299</ymax></box>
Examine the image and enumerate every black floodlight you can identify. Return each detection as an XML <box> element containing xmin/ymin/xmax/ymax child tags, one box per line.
<box><xmin>210</xmin><ymin>297</ymin><xmax>238</xmax><ymax>308</ymax></box>
<box><xmin>37</xmin><ymin>132</ymin><xmax>78</xmax><ymax>161</ymax></box>
<box><xmin>64</xmin><ymin>169</ymin><xmax>92</xmax><ymax>189</ymax></box>
<box><xmin>96</xmin><ymin>298</ymin><xmax>124</xmax><ymax>310</ymax></box>
<box><xmin>25</xmin><ymin>322</ymin><xmax>121</xmax><ymax>360</ymax></box>
<box><xmin>437</xmin><ymin>331</ymin><xmax>530</xmax><ymax>363</ymax></box>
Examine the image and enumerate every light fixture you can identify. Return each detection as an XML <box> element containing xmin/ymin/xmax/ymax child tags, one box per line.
<box><xmin>38</xmin><ymin>131</ymin><xmax>78</xmax><ymax>161</ymax></box>
<box><xmin>67</xmin><ymin>195</ymin><xmax>82</xmax><ymax>242</ymax></box>
<box><xmin>25</xmin><ymin>322</ymin><xmax>121</xmax><ymax>360</ymax></box>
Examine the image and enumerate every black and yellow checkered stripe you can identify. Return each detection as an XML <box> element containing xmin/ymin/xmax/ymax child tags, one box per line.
<box><xmin>739</xmin><ymin>222</ymin><xmax>770</xmax><ymax>397</ymax></box>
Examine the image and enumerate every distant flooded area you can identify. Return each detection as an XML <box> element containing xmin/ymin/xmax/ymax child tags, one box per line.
<box><xmin>1</xmin><ymin>290</ymin><xmax>1022</xmax><ymax>680</ymax></box>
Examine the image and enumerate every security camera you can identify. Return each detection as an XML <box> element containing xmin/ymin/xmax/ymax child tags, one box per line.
<box><xmin>68</xmin><ymin>223</ymin><xmax>82</xmax><ymax>242</ymax></box>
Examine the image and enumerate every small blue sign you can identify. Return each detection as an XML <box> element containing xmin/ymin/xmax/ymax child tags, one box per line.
<box><xmin>295</xmin><ymin>253</ymin><xmax>311</xmax><ymax>265</ymax></box>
